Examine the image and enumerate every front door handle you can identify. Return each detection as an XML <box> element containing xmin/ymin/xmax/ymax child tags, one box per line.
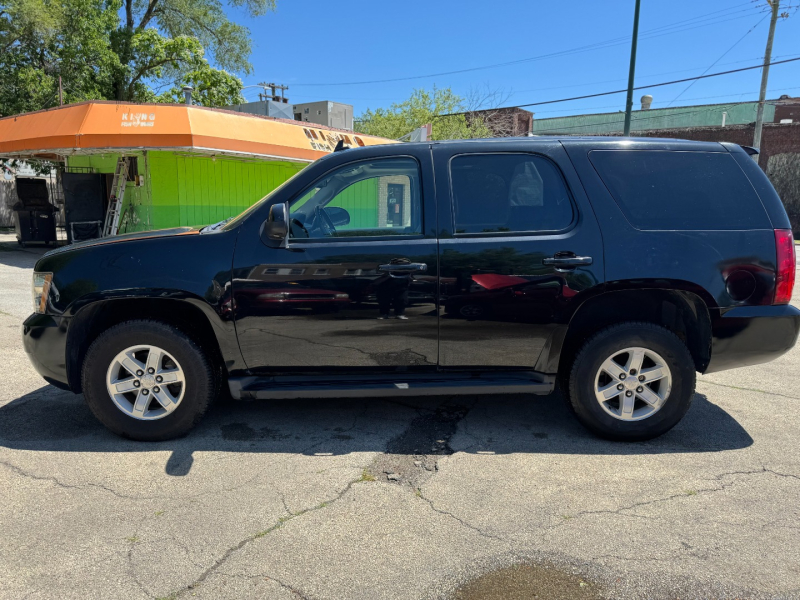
<box><xmin>379</xmin><ymin>262</ymin><xmax>427</xmax><ymax>272</ymax></box>
<box><xmin>542</xmin><ymin>255</ymin><xmax>593</xmax><ymax>268</ymax></box>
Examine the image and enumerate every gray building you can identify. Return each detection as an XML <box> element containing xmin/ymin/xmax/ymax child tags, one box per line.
<box><xmin>292</xmin><ymin>101</ymin><xmax>354</xmax><ymax>131</ymax></box>
<box><xmin>223</xmin><ymin>100</ymin><xmax>294</xmax><ymax>120</ymax></box>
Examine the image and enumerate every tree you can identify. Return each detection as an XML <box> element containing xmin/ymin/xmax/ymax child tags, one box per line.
<box><xmin>355</xmin><ymin>88</ymin><xmax>494</xmax><ymax>141</ymax></box>
<box><xmin>0</xmin><ymin>0</ymin><xmax>273</xmax><ymax>117</ymax></box>
<box><xmin>154</xmin><ymin>64</ymin><xmax>245</xmax><ymax>107</ymax></box>
<box><xmin>110</xmin><ymin>0</ymin><xmax>275</xmax><ymax>102</ymax></box>
<box><xmin>0</xmin><ymin>0</ymin><xmax>119</xmax><ymax>116</ymax></box>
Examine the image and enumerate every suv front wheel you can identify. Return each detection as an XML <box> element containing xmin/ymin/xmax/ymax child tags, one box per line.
<box><xmin>82</xmin><ymin>320</ymin><xmax>217</xmax><ymax>441</ymax></box>
<box><xmin>567</xmin><ymin>322</ymin><xmax>696</xmax><ymax>441</ymax></box>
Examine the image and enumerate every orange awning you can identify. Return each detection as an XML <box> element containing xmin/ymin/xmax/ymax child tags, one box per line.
<box><xmin>0</xmin><ymin>101</ymin><xmax>394</xmax><ymax>163</ymax></box>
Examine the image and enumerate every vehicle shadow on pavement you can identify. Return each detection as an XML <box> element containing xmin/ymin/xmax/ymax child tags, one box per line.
<box><xmin>0</xmin><ymin>384</ymin><xmax>753</xmax><ymax>476</ymax></box>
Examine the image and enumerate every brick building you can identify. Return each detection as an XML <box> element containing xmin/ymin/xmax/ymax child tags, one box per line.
<box><xmin>467</xmin><ymin>107</ymin><xmax>534</xmax><ymax>137</ymax></box>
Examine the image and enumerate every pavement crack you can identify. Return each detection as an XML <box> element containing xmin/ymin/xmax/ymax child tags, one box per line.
<box><xmin>170</xmin><ymin>475</ymin><xmax>366</xmax><ymax>599</ymax></box>
<box><xmin>697</xmin><ymin>379</ymin><xmax>800</xmax><ymax>400</ymax></box>
<box><xmin>264</xmin><ymin>575</ymin><xmax>310</xmax><ymax>599</ymax></box>
<box><xmin>0</xmin><ymin>459</ymin><xmax>150</xmax><ymax>501</ymax></box>
<box><xmin>553</xmin><ymin>467</ymin><xmax>800</xmax><ymax>527</ymax></box>
<box><xmin>415</xmin><ymin>490</ymin><xmax>507</xmax><ymax>542</ymax></box>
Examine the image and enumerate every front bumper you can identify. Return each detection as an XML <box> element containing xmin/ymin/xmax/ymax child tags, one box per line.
<box><xmin>22</xmin><ymin>313</ymin><xmax>71</xmax><ymax>390</ymax></box>
<box><xmin>705</xmin><ymin>304</ymin><xmax>800</xmax><ymax>373</ymax></box>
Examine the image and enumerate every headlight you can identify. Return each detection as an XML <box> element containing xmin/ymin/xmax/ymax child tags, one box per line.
<box><xmin>32</xmin><ymin>272</ymin><xmax>53</xmax><ymax>314</ymax></box>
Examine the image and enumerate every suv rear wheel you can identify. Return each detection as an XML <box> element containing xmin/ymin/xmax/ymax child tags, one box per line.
<box><xmin>567</xmin><ymin>322</ymin><xmax>695</xmax><ymax>441</ymax></box>
<box><xmin>82</xmin><ymin>320</ymin><xmax>216</xmax><ymax>441</ymax></box>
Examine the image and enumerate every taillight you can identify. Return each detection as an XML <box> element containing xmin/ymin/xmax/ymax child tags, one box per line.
<box><xmin>774</xmin><ymin>229</ymin><xmax>796</xmax><ymax>305</ymax></box>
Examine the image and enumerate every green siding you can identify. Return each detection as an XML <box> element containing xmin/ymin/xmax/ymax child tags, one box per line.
<box><xmin>330</xmin><ymin>178</ymin><xmax>380</xmax><ymax>229</ymax></box>
<box><xmin>532</xmin><ymin>101</ymin><xmax>776</xmax><ymax>135</ymax></box>
<box><xmin>147</xmin><ymin>151</ymin><xmax>306</xmax><ymax>230</ymax></box>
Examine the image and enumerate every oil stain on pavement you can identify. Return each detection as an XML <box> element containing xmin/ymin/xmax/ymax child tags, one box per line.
<box><xmin>451</xmin><ymin>563</ymin><xmax>601</xmax><ymax>600</ymax></box>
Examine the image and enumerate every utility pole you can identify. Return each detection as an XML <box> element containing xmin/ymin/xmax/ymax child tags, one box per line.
<box><xmin>259</xmin><ymin>82</ymin><xmax>289</xmax><ymax>104</ymax></box>
<box><xmin>753</xmin><ymin>0</ymin><xmax>781</xmax><ymax>164</ymax></box>
<box><xmin>58</xmin><ymin>76</ymin><xmax>63</xmax><ymax>106</ymax></box>
<box><xmin>623</xmin><ymin>0</ymin><xmax>642</xmax><ymax>136</ymax></box>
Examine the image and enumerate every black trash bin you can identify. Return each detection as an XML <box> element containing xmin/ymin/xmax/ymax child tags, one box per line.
<box><xmin>13</xmin><ymin>178</ymin><xmax>57</xmax><ymax>247</ymax></box>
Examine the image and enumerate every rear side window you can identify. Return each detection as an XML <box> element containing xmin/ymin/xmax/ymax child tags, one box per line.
<box><xmin>449</xmin><ymin>153</ymin><xmax>574</xmax><ymax>234</ymax></box>
<box><xmin>589</xmin><ymin>150</ymin><xmax>771</xmax><ymax>230</ymax></box>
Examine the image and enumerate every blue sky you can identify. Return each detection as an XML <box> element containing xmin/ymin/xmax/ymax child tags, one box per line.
<box><xmin>226</xmin><ymin>0</ymin><xmax>800</xmax><ymax>120</ymax></box>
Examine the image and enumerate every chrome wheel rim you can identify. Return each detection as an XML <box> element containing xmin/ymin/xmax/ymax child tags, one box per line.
<box><xmin>105</xmin><ymin>345</ymin><xmax>185</xmax><ymax>421</ymax></box>
<box><xmin>594</xmin><ymin>347</ymin><xmax>672</xmax><ymax>422</ymax></box>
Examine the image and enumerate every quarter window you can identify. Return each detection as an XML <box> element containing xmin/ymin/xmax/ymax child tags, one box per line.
<box><xmin>588</xmin><ymin>150</ymin><xmax>771</xmax><ymax>230</ymax></box>
<box><xmin>449</xmin><ymin>154</ymin><xmax>573</xmax><ymax>234</ymax></box>
<box><xmin>289</xmin><ymin>157</ymin><xmax>422</xmax><ymax>239</ymax></box>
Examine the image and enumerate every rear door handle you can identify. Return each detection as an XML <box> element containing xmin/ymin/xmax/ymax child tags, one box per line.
<box><xmin>379</xmin><ymin>262</ymin><xmax>427</xmax><ymax>272</ymax></box>
<box><xmin>542</xmin><ymin>255</ymin><xmax>593</xmax><ymax>267</ymax></box>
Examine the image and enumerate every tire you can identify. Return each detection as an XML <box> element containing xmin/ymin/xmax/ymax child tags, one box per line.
<box><xmin>82</xmin><ymin>319</ymin><xmax>217</xmax><ymax>441</ymax></box>
<box><xmin>567</xmin><ymin>322</ymin><xmax>695</xmax><ymax>441</ymax></box>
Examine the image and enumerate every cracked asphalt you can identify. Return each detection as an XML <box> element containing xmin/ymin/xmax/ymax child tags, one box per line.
<box><xmin>1</xmin><ymin>233</ymin><xmax>800</xmax><ymax>599</ymax></box>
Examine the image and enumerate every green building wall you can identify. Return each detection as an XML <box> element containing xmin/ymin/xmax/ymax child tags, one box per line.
<box><xmin>147</xmin><ymin>152</ymin><xmax>305</xmax><ymax>230</ymax></box>
<box><xmin>329</xmin><ymin>179</ymin><xmax>380</xmax><ymax>229</ymax></box>
<box><xmin>531</xmin><ymin>101</ymin><xmax>776</xmax><ymax>135</ymax></box>
<box><xmin>67</xmin><ymin>151</ymin><xmax>307</xmax><ymax>233</ymax></box>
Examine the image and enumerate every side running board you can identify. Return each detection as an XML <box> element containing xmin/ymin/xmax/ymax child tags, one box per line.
<box><xmin>228</xmin><ymin>372</ymin><xmax>555</xmax><ymax>400</ymax></box>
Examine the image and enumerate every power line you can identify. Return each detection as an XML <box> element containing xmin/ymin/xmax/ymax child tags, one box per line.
<box><xmin>531</xmin><ymin>85</ymin><xmax>800</xmax><ymax>115</ymax></box>
<box><xmin>353</xmin><ymin>57</ymin><xmax>800</xmax><ymax>126</ymax></box>
<box><xmin>254</xmin><ymin>53</ymin><xmax>800</xmax><ymax>107</ymax></box>
<box><xmin>665</xmin><ymin>14</ymin><xmax>768</xmax><ymax>107</ymax></box>
<box><xmin>290</xmin><ymin>4</ymin><xmax>764</xmax><ymax>87</ymax></box>
<box><xmin>439</xmin><ymin>57</ymin><xmax>800</xmax><ymax>116</ymax></box>
<box><xmin>506</xmin><ymin>53</ymin><xmax>800</xmax><ymax>98</ymax></box>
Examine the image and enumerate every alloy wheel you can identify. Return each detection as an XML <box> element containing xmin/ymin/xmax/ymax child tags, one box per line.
<box><xmin>593</xmin><ymin>346</ymin><xmax>672</xmax><ymax>421</ymax></box>
<box><xmin>105</xmin><ymin>345</ymin><xmax>186</xmax><ymax>420</ymax></box>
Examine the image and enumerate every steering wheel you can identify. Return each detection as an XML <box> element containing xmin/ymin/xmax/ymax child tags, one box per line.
<box><xmin>291</xmin><ymin>218</ymin><xmax>309</xmax><ymax>238</ymax></box>
<box><xmin>315</xmin><ymin>206</ymin><xmax>336</xmax><ymax>237</ymax></box>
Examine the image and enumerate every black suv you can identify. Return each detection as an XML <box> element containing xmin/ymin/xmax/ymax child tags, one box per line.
<box><xmin>23</xmin><ymin>138</ymin><xmax>799</xmax><ymax>441</ymax></box>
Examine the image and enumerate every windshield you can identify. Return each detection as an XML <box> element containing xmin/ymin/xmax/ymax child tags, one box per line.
<box><xmin>220</xmin><ymin>164</ymin><xmax>312</xmax><ymax>232</ymax></box>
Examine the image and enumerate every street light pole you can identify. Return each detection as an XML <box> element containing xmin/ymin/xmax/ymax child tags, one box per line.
<box><xmin>623</xmin><ymin>0</ymin><xmax>642</xmax><ymax>137</ymax></box>
<box><xmin>753</xmin><ymin>0</ymin><xmax>780</xmax><ymax>164</ymax></box>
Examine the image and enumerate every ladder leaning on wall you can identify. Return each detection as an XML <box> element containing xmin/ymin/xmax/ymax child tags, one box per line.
<box><xmin>102</xmin><ymin>156</ymin><xmax>128</xmax><ymax>237</ymax></box>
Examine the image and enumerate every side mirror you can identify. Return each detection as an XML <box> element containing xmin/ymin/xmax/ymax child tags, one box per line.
<box><xmin>262</xmin><ymin>203</ymin><xmax>289</xmax><ymax>247</ymax></box>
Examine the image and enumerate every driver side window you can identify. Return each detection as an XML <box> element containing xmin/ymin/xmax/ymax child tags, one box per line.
<box><xmin>289</xmin><ymin>157</ymin><xmax>422</xmax><ymax>239</ymax></box>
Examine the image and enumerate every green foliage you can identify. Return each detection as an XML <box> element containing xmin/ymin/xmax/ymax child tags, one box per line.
<box><xmin>139</xmin><ymin>0</ymin><xmax>275</xmax><ymax>76</ymax></box>
<box><xmin>355</xmin><ymin>88</ymin><xmax>493</xmax><ymax>141</ymax></box>
<box><xmin>0</xmin><ymin>0</ymin><xmax>271</xmax><ymax>117</ymax></box>
<box><xmin>154</xmin><ymin>62</ymin><xmax>245</xmax><ymax>107</ymax></box>
<box><xmin>0</xmin><ymin>0</ymin><xmax>119</xmax><ymax>116</ymax></box>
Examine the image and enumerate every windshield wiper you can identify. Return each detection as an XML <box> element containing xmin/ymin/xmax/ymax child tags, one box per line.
<box><xmin>199</xmin><ymin>217</ymin><xmax>234</xmax><ymax>233</ymax></box>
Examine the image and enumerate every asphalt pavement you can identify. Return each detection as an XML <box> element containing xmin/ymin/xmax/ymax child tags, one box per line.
<box><xmin>1</xmin><ymin>232</ymin><xmax>799</xmax><ymax>600</ymax></box>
